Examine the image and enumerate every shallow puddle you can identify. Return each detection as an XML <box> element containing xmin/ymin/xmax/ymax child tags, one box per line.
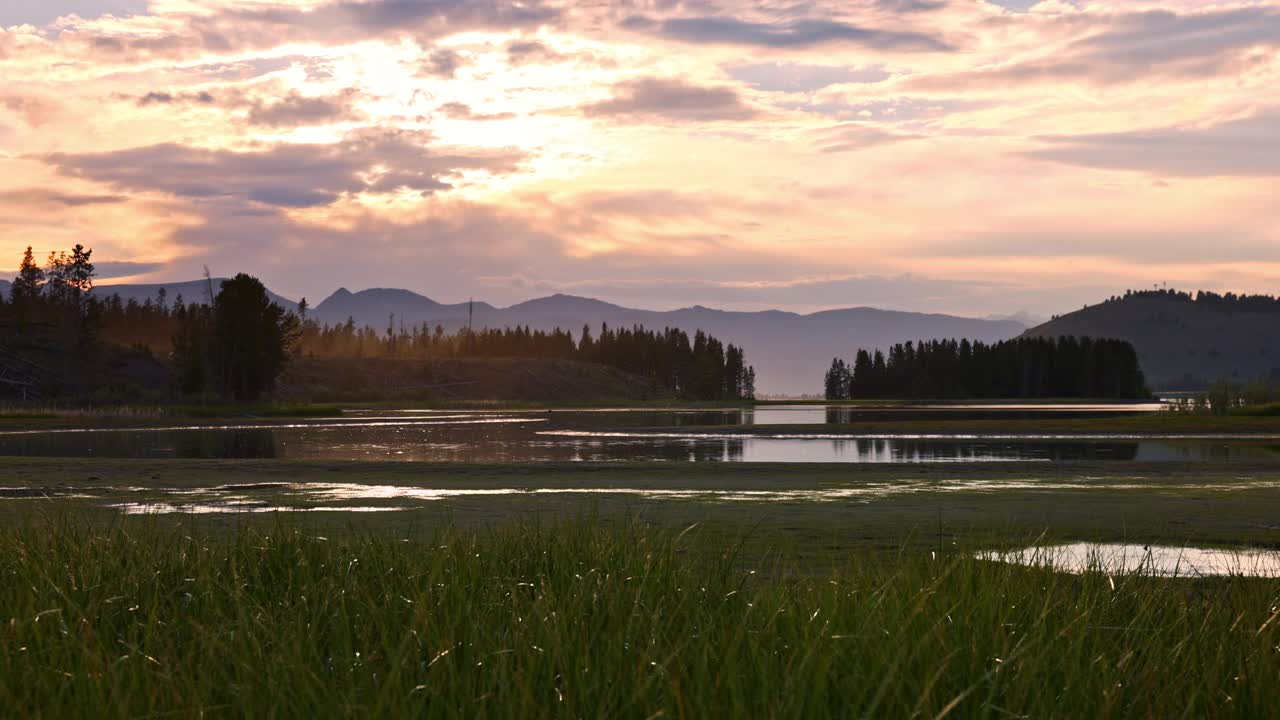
<box><xmin>54</xmin><ymin>475</ymin><xmax>1280</xmax><ymax>515</ymax></box>
<box><xmin>982</xmin><ymin>543</ymin><xmax>1280</xmax><ymax>578</ymax></box>
<box><xmin>112</xmin><ymin>502</ymin><xmax>406</xmax><ymax>515</ymax></box>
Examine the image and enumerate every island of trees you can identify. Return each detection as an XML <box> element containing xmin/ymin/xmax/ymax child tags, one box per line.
<box><xmin>824</xmin><ymin>337</ymin><xmax>1150</xmax><ymax>400</ymax></box>
<box><xmin>1</xmin><ymin>246</ymin><xmax>754</xmax><ymax>403</ymax></box>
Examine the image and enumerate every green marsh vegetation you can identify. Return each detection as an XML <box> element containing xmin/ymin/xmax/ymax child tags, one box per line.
<box><xmin>1</xmin><ymin>519</ymin><xmax>1278</xmax><ymax>717</ymax></box>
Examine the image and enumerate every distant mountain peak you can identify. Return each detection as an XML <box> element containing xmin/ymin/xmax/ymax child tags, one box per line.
<box><xmin>985</xmin><ymin>310</ymin><xmax>1045</xmax><ymax>328</ymax></box>
<box><xmin>510</xmin><ymin>293</ymin><xmax>621</xmax><ymax>311</ymax></box>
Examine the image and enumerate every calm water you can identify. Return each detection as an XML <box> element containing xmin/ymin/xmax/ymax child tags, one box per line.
<box><xmin>0</xmin><ymin>405</ymin><xmax>1275</xmax><ymax>464</ymax></box>
<box><xmin>983</xmin><ymin>544</ymin><xmax>1280</xmax><ymax>578</ymax></box>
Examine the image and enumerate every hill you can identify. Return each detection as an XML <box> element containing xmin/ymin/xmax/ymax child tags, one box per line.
<box><xmin>1023</xmin><ymin>290</ymin><xmax>1280</xmax><ymax>390</ymax></box>
<box><xmin>0</xmin><ymin>324</ymin><xmax>171</xmax><ymax>403</ymax></box>
<box><xmin>312</xmin><ymin>290</ymin><xmax>1025</xmax><ymax>396</ymax></box>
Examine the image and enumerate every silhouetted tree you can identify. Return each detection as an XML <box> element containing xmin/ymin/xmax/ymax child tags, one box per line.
<box><xmin>10</xmin><ymin>246</ymin><xmax>45</xmax><ymax>307</ymax></box>
<box><xmin>172</xmin><ymin>301</ymin><xmax>212</xmax><ymax>395</ymax></box>
<box><xmin>44</xmin><ymin>244</ymin><xmax>94</xmax><ymax>313</ymax></box>
<box><xmin>208</xmin><ymin>274</ymin><xmax>300</xmax><ymax>401</ymax></box>
<box><xmin>824</xmin><ymin>358</ymin><xmax>851</xmax><ymax>400</ymax></box>
<box><xmin>830</xmin><ymin>336</ymin><xmax>1149</xmax><ymax>399</ymax></box>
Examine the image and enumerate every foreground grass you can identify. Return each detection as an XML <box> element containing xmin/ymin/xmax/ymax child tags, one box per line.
<box><xmin>2</xmin><ymin>521</ymin><xmax>1278</xmax><ymax>717</ymax></box>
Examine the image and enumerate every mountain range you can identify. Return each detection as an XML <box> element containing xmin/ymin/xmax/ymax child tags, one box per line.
<box><xmin>312</xmin><ymin>288</ymin><xmax>1027</xmax><ymax>396</ymax></box>
<box><xmin>84</xmin><ymin>282</ymin><xmax>1025</xmax><ymax>395</ymax></box>
<box><xmin>16</xmin><ymin>278</ymin><xmax>1277</xmax><ymax>394</ymax></box>
<box><xmin>20</xmin><ymin>278</ymin><xmax>1280</xmax><ymax>392</ymax></box>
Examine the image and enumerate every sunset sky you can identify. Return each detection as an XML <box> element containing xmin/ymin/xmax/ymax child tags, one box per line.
<box><xmin>1</xmin><ymin>0</ymin><xmax>1276</xmax><ymax>317</ymax></box>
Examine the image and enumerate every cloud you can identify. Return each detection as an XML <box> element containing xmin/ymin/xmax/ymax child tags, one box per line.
<box><xmin>581</xmin><ymin>78</ymin><xmax>759</xmax><ymax>122</ymax></box>
<box><xmin>45</xmin><ymin>130</ymin><xmax>526</xmax><ymax>208</ymax></box>
<box><xmin>907</xmin><ymin>7</ymin><xmax>1280</xmax><ymax>90</ymax></box>
<box><xmin>1027</xmin><ymin>111</ymin><xmax>1280</xmax><ymax>177</ymax></box>
<box><xmin>422</xmin><ymin>48</ymin><xmax>462</xmax><ymax>78</ymax></box>
<box><xmin>439</xmin><ymin>102</ymin><xmax>515</xmax><ymax>121</ymax></box>
<box><xmin>506</xmin><ymin>40</ymin><xmax>562</xmax><ymax>65</ymax></box>
<box><xmin>1072</xmin><ymin>7</ymin><xmax>1280</xmax><ymax>70</ymax></box>
<box><xmin>246</xmin><ymin>90</ymin><xmax>362</xmax><ymax>127</ymax></box>
<box><xmin>0</xmin><ymin>94</ymin><xmax>61</xmax><ymax>127</ymax></box>
<box><xmin>0</xmin><ymin>0</ymin><xmax>147</xmax><ymax>28</ymax></box>
<box><xmin>621</xmin><ymin>14</ymin><xmax>951</xmax><ymax>51</ymax></box>
<box><xmin>224</xmin><ymin>0</ymin><xmax>559</xmax><ymax>36</ymax></box>
<box><xmin>813</xmin><ymin>123</ymin><xmax>922</xmax><ymax>153</ymax></box>
<box><xmin>0</xmin><ymin>189</ymin><xmax>126</xmax><ymax>206</ymax></box>
<box><xmin>874</xmin><ymin>0</ymin><xmax>948</xmax><ymax>12</ymax></box>
<box><xmin>137</xmin><ymin>90</ymin><xmax>216</xmax><ymax>106</ymax></box>
<box><xmin>726</xmin><ymin>62</ymin><xmax>890</xmax><ymax>93</ymax></box>
<box><xmin>57</xmin><ymin>0</ymin><xmax>563</xmax><ymax>64</ymax></box>
<box><xmin>163</xmin><ymin>197</ymin><xmax>571</xmax><ymax>301</ymax></box>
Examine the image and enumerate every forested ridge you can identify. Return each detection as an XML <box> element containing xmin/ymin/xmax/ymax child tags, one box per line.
<box><xmin>825</xmin><ymin>336</ymin><xmax>1150</xmax><ymax>400</ymax></box>
<box><xmin>1027</xmin><ymin>287</ymin><xmax>1280</xmax><ymax>389</ymax></box>
<box><xmin>289</xmin><ymin>314</ymin><xmax>755</xmax><ymax>401</ymax></box>
<box><xmin>1096</xmin><ymin>289</ymin><xmax>1280</xmax><ymax>314</ymax></box>
<box><xmin>2</xmin><ymin>246</ymin><xmax>754</xmax><ymax>402</ymax></box>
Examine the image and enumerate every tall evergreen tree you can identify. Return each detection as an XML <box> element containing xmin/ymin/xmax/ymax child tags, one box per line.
<box><xmin>209</xmin><ymin>274</ymin><xmax>300</xmax><ymax>401</ymax></box>
<box><xmin>835</xmin><ymin>336</ymin><xmax>1149</xmax><ymax>400</ymax></box>
<box><xmin>11</xmin><ymin>246</ymin><xmax>45</xmax><ymax>305</ymax></box>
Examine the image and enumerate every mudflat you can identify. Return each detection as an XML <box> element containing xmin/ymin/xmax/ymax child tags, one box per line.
<box><xmin>5</xmin><ymin>457</ymin><xmax>1280</xmax><ymax>550</ymax></box>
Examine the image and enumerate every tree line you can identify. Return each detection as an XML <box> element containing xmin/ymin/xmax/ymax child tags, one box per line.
<box><xmin>287</xmin><ymin>315</ymin><xmax>755</xmax><ymax>401</ymax></box>
<box><xmin>5</xmin><ymin>246</ymin><xmax>753</xmax><ymax>402</ymax></box>
<box><xmin>1104</xmin><ymin>289</ymin><xmax>1280</xmax><ymax>313</ymax></box>
<box><xmin>824</xmin><ymin>336</ymin><xmax>1149</xmax><ymax>400</ymax></box>
<box><xmin>2</xmin><ymin>247</ymin><xmax>300</xmax><ymax>403</ymax></box>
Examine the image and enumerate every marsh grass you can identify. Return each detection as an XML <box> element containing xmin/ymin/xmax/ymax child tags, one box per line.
<box><xmin>0</xmin><ymin>403</ymin><xmax>346</xmax><ymax>423</ymax></box>
<box><xmin>1</xmin><ymin>519</ymin><xmax>1278</xmax><ymax>718</ymax></box>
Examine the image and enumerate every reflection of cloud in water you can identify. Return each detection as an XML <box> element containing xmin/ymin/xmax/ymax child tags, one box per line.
<box><xmin>981</xmin><ymin>543</ymin><xmax>1280</xmax><ymax>578</ymax></box>
<box><xmin>300</xmin><ymin>484</ymin><xmax>523</xmax><ymax>501</ymax></box>
<box><xmin>0</xmin><ymin>417</ymin><xmax>545</xmax><ymax>437</ymax></box>
<box><xmin>113</xmin><ymin>503</ymin><xmax>406</xmax><ymax>515</ymax></box>
<box><xmin>137</xmin><ymin>477</ymin><xmax>1280</xmax><ymax>507</ymax></box>
<box><xmin>67</xmin><ymin>473</ymin><xmax>1280</xmax><ymax>515</ymax></box>
<box><xmin>538</xmin><ymin>431</ymin><xmax>1280</xmax><ymax>441</ymax></box>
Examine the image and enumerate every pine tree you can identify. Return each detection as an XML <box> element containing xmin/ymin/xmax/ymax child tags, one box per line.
<box><xmin>11</xmin><ymin>246</ymin><xmax>45</xmax><ymax>305</ymax></box>
<box><xmin>209</xmin><ymin>274</ymin><xmax>300</xmax><ymax>401</ymax></box>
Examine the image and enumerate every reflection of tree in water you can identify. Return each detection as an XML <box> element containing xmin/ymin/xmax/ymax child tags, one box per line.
<box><xmin>707</xmin><ymin>439</ymin><xmax>744</xmax><ymax>462</ymax></box>
<box><xmin>827</xmin><ymin>438</ymin><xmax>1142</xmax><ymax>462</ymax></box>
<box><xmin>174</xmin><ymin>429</ymin><xmax>278</xmax><ymax>459</ymax></box>
<box><xmin>1053</xmin><ymin>442</ymin><xmax>1138</xmax><ymax>461</ymax></box>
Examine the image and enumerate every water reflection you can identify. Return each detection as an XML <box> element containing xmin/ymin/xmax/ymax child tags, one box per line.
<box><xmin>0</xmin><ymin>407</ymin><xmax>1274</xmax><ymax>464</ymax></box>
<box><xmin>113</xmin><ymin>502</ymin><xmax>405</xmax><ymax>515</ymax></box>
<box><xmin>73</xmin><ymin>475</ymin><xmax>1280</xmax><ymax>516</ymax></box>
<box><xmin>982</xmin><ymin>543</ymin><xmax>1280</xmax><ymax>578</ymax></box>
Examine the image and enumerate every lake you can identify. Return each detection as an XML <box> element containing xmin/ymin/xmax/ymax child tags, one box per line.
<box><xmin>0</xmin><ymin>404</ymin><xmax>1274</xmax><ymax>464</ymax></box>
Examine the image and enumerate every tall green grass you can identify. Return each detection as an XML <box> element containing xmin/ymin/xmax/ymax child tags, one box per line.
<box><xmin>1</xmin><ymin>521</ymin><xmax>1277</xmax><ymax>717</ymax></box>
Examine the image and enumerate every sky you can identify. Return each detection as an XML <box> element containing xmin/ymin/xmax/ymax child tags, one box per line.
<box><xmin>1</xmin><ymin>0</ymin><xmax>1277</xmax><ymax>318</ymax></box>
